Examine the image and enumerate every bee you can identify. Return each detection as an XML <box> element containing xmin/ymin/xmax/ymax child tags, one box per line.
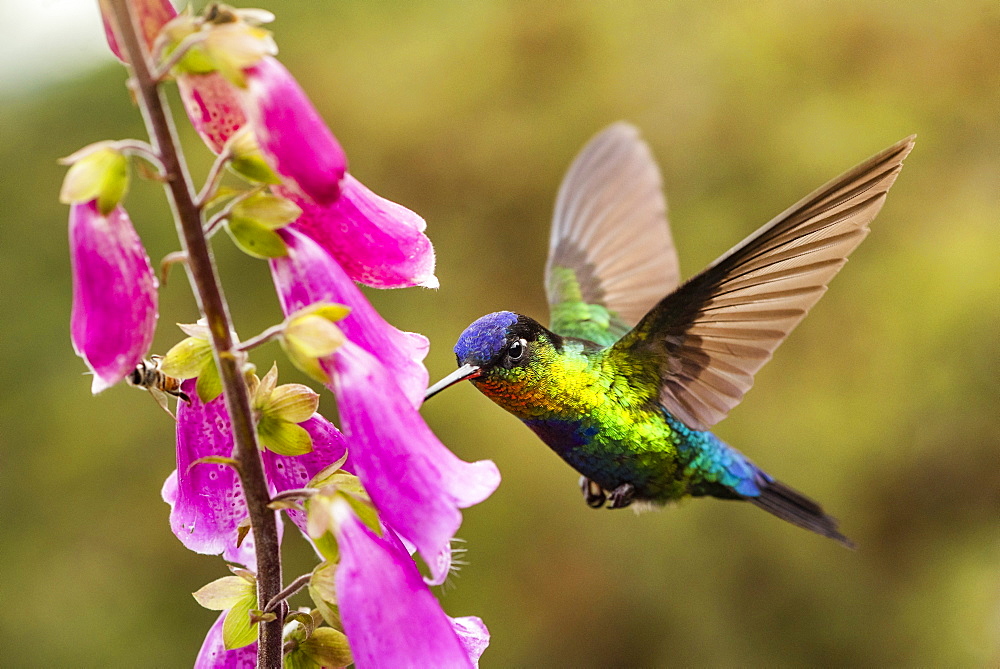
<box><xmin>127</xmin><ymin>355</ymin><xmax>190</xmax><ymax>417</ymax></box>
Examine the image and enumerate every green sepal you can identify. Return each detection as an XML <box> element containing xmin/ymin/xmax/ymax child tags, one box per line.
<box><xmin>265</xmin><ymin>384</ymin><xmax>319</xmax><ymax>423</ymax></box>
<box><xmin>255</xmin><ymin>363</ymin><xmax>279</xmax><ymax>403</ymax></box>
<box><xmin>192</xmin><ymin>575</ymin><xmax>254</xmax><ymax>610</ymax></box>
<box><xmin>222</xmin><ymin>593</ymin><xmax>259</xmax><ymax>650</ymax></box>
<box><xmin>231</xmin><ymin>193</ymin><xmax>301</xmax><ymax>229</ymax></box>
<box><xmin>226</xmin><ymin>130</ymin><xmax>280</xmax><ymax>185</ymax></box>
<box><xmin>188</xmin><ymin>455</ymin><xmax>239</xmax><ymax>472</ymax></box>
<box><xmin>312</xmin><ymin>532</ymin><xmax>340</xmax><ymax>564</ymax></box>
<box><xmin>307</xmin><ymin>452</ymin><xmax>350</xmax><ymax>488</ymax></box>
<box><xmin>285</xmin><ymin>315</ymin><xmax>347</xmax><ymax>358</ymax></box>
<box><xmin>158</xmin><ymin>12</ymin><xmax>216</xmax><ymax>75</ymax></box>
<box><xmin>196</xmin><ymin>363</ymin><xmax>224</xmax><ymax>404</ymax></box>
<box><xmin>299</xmin><ymin>628</ymin><xmax>352</xmax><ymax>668</ymax></box>
<box><xmin>229</xmin><ymin>154</ymin><xmax>282</xmax><ymax>185</ymax></box>
<box><xmin>308</xmin><ymin>562</ymin><xmax>341</xmax><ymax>629</ymax></box>
<box><xmin>311</xmin><ymin>304</ymin><xmax>351</xmax><ymax>322</ymax></box>
<box><xmin>161</xmin><ymin>336</ymin><xmax>213</xmax><ymax>379</ymax></box>
<box><xmin>59</xmin><ymin>145</ymin><xmax>130</xmax><ymax>216</ymax></box>
<box><xmin>257</xmin><ymin>416</ymin><xmax>313</xmax><ymax>456</ymax></box>
<box><xmin>226</xmin><ymin>217</ymin><xmax>289</xmax><ymax>259</ymax></box>
<box><xmin>236</xmin><ymin>516</ymin><xmax>252</xmax><ymax>548</ymax></box>
<box><xmin>204</xmin><ymin>185</ymin><xmax>246</xmax><ymax>211</ymax></box>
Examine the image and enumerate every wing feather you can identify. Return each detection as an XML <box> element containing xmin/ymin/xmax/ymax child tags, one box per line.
<box><xmin>546</xmin><ymin>122</ymin><xmax>680</xmax><ymax>342</ymax></box>
<box><xmin>614</xmin><ymin>135</ymin><xmax>915</xmax><ymax>431</ymax></box>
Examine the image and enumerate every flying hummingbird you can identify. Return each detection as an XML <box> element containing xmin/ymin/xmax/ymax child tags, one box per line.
<box><xmin>427</xmin><ymin>124</ymin><xmax>914</xmax><ymax>547</ymax></box>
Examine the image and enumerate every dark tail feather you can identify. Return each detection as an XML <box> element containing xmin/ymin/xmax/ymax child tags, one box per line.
<box><xmin>749</xmin><ymin>478</ymin><xmax>856</xmax><ymax>549</ymax></box>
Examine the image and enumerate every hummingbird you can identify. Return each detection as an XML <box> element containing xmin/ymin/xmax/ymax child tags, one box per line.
<box><xmin>426</xmin><ymin>123</ymin><xmax>914</xmax><ymax>547</ymax></box>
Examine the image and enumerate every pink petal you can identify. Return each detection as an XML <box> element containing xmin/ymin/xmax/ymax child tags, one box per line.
<box><xmin>69</xmin><ymin>201</ymin><xmax>157</xmax><ymax>394</ymax></box>
<box><xmin>260</xmin><ymin>414</ymin><xmax>349</xmax><ymax>536</ymax></box>
<box><xmin>451</xmin><ymin>617</ymin><xmax>491</xmax><ymax>667</ymax></box>
<box><xmin>334</xmin><ymin>507</ymin><xmax>483</xmax><ymax>668</ymax></box>
<box><xmin>100</xmin><ymin>0</ymin><xmax>177</xmax><ymax>63</ymax></box>
<box><xmin>286</xmin><ymin>174</ymin><xmax>438</xmax><ymax>289</ymax></box>
<box><xmin>165</xmin><ymin>379</ymin><xmax>253</xmax><ymax>559</ymax></box>
<box><xmin>270</xmin><ymin>228</ymin><xmax>429</xmax><ymax>407</ymax></box>
<box><xmin>243</xmin><ymin>57</ymin><xmax>346</xmax><ymax>206</ymax></box>
<box><xmin>329</xmin><ymin>343</ymin><xmax>500</xmax><ymax>585</ymax></box>
<box><xmin>194</xmin><ymin>611</ymin><xmax>256</xmax><ymax>669</ymax></box>
<box><xmin>178</xmin><ymin>72</ymin><xmax>248</xmax><ymax>154</ymax></box>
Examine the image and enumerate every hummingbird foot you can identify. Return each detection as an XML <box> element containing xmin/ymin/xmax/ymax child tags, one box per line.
<box><xmin>579</xmin><ymin>476</ymin><xmax>607</xmax><ymax>508</ymax></box>
<box><xmin>607</xmin><ymin>483</ymin><xmax>635</xmax><ymax>509</ymax></box>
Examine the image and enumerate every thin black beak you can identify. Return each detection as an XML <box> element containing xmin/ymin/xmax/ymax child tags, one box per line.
<box><xmin>424</xmin><ymin>363</ymin><xmax>482</xmax><ymax>401</ymax></box>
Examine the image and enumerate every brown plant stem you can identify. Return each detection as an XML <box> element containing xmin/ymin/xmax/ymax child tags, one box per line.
<box><xmin>107</xmin><ymin>2</ymin><xmax>284</xmax><ymax>666</ymax></box>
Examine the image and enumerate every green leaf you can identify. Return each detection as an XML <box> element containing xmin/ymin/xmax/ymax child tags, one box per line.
<box><xmin>226</xmin><ymin>217</ymin><xmax>289</xmax><ymax>259</ymax></box>
<box><xmin>222</xmin><ymin>593</ymin><xmax>259</xmax><ymax>650</ymax></box>
<box><xmin>308</xmin><ymin>562</ymin><xmax>341</xmax><ymax>629</ymax></box>
<box><xmin>192</xmin><ymin>575</ymin><xmax>254</xmax><ymax>610</ymax></box>
<box><xmin>265</xmin><ymin>384</ymin><xmax>319</xmax><ymax>423</ymax></box>
<box><xmin>301</xmin><ymin>627</ymin><xmax>353</xmax><ymax>667</ymax></box>
<box><xmin>232</xmin><ymin>193</ymin><xmax>302</xmax><ymax>229</ymax></box>
<box><xmin>258</xmin><ymin>416</ymin><xmax>313</xmax><ymax>456</ymax></box>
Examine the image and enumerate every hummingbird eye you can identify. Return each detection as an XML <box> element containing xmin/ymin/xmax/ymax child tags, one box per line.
<box><xmin>507</xmin><ymin>338</ymin><xmax>527</xmax><ymax>363</ymax></box>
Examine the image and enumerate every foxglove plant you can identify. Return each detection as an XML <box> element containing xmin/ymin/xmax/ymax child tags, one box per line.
<box><xmin>66</xmin><ymin>1</ymin><xmax>499</xmax><ymax>666</ymax></box>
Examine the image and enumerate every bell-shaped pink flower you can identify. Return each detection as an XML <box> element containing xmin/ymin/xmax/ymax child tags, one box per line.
<box><xmin>242</xmin><ymin>56</ymin><xmax>347</xmax><ymax>206</ymax></box>
<box><xmin>330</xmin><ymin>343</ymin><xmax>500</xmax><ymax>585</ymax></box>
<box><xmin>99</xmin><ymin>0</ymin><xmax>177</xmax><ymax>63</ymax></box>
<box><xmin>69</xmin><ymin>201</ymin><xmax>157</xmax><ymax>393</ymax></box>
<box><xmin>162</xmin><ymin>379</ymin><xmax>348</xmax><ymax>559</ymax></box>
<box><xmin>334</xmin><ymin>503</ymin><xmax>490</xmax><ymax>667</ymax></box>
<box><xmin>283</xmin><ymin>175</ymin><xmax>438</xmax><ymax>289</ymax></box>
<box><xmin>194</xmin><ymin>612</ymin><xmax>256</xmax><ymax>669</ymax></box>
<box><xmin>269</xmin><ymin>227</ymin><xmax>429</xmax><ymax>407</ymax></box>
<box><xmin>178</xmin><ymin>72</ymin><xmax>248</xmax><ymax>154</ymax></box>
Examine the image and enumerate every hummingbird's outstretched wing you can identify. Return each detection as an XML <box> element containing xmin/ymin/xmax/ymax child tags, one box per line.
<box><xmin>614</xmin><ymin>136</ymin><xmax>915</xmax><ymax>431</ymax></box>
<box><xmin>545</xmin><ymin>122</ymin><xmax>680</xmax><ymax>346</ymax></box>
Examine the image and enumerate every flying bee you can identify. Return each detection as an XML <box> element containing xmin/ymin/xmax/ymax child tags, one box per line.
<box><xmin>127</xmin><ymin>355</ymin><xmax>190</xmax><ymax>417</ymax></box>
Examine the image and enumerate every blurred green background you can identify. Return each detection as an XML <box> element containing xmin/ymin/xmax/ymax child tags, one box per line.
<box><xmin>2</xmin><ymin>1</ymin><xmax>998</xmax><ymax>666</ymax></box>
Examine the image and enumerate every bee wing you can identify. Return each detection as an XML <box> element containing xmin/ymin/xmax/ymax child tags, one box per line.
<box><xmin>614</xmin><ymin>136</ymin><xmax>915</xmax><ymax>431</ymax></box>
<box><xmin>545</xmin><ymin>122</ymin><xmax>680</xmax><ymax>345</ymax></box>
<box><xmin>148</xmin><ymin>388</ymin><xmax>178</xmax><ymax>420</ymax></box>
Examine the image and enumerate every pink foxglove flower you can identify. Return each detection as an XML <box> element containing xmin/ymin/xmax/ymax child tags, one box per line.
<box><xmin>194</xmin><ymin>612</ymin><xmax>256</xmax><ymax>669</ymax></box>
<box><xmin>330</xmin><ymin>343</ymin><xmax>500</xmax><ymax>585</ymax></box>
<box><xmin>334</xmin><ymin>501</ymin><xmax>490</xmax><ymax>668</ymax></box>
<box><xmin>69</xmin><ymin>201</ymin><xmax>157</xmax><ymax>393</ymax></box>
<box><xmin>162</xmin><ymin>379</ymin><xmax>348</xmax><ymax>559</ymax></box>
<box><xmin>269</xmin><ymin>227</ymin><xmax>429</xmax><ymax>407</ymax></box>
<box><xmin>178</xmin><ymin>72</ymin><xmax>248</xmax><ymax>154</ymax></box>
<box><xmin>99</xmin><ymin>0</ymin><xmax>176</xmax><ymax>62</ymax></box>
<box><xmin>282</xmin><ymin>176</ymin><xmax>438</xmax><ymax>289</ymax></box>
<box><xmin>241</xmin><ymin>57</ymin><xmax>347</xmax><ymax>206</ymax></box>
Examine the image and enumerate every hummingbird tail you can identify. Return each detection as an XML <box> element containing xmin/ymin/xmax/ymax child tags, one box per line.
<box><xmin>749</xmin><ymin>478</ymin><xmax>856</xmax><ymax>549</ymax></box>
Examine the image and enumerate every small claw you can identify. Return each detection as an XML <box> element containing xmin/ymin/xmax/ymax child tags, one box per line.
<box><xmin>608</xmin><ymin>483</ymin><xmax>635</xmax><ymax>509</ymax></box>
<box><xmin>579</xmin><ymin>476</ymin><xmax>607</xmax><ymax>509</ymax></box>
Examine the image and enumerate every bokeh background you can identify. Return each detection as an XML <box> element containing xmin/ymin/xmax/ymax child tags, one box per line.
<box><xmin>2</xmin><ymin>1</ymin><xmax>998</xmax><ymax>666</ymax></box>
